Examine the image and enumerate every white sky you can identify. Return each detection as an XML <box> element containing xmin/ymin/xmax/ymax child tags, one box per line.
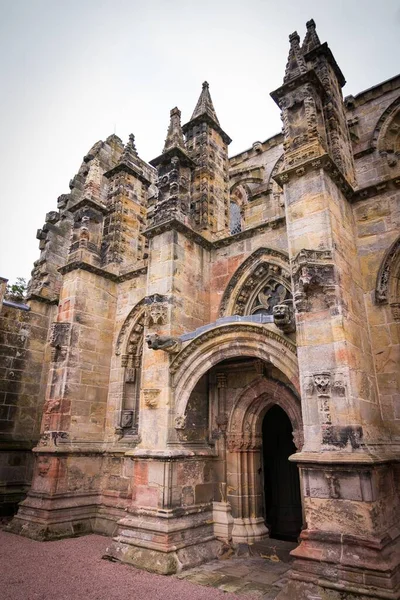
<box><xmin>0</xmin><ymin>0</ymin><xmax>399</xmax><ymax>284</ymax></box>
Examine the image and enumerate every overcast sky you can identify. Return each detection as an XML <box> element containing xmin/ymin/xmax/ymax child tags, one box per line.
<box><xmin>0</xmin><ymin>0</ymin><xmax>399</xmax><ymax>284</ymax></box>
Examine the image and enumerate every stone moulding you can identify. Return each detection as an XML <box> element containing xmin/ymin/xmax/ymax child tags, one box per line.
<box><xmin>115</xmin><ymin>300</ymin><xmax>146</xmax><ymax>356</ymax></box>
<box><xmin>291</xmin><ymin>248</ymin><xmax>336</xmax><ymax>312</ymax></box>
<box><xmin>375</xmin><ymin>235</ymin><xmax>400</xmax><ymax>306</ymax></box>
<box><xmin>59</xmin><ymin>260</ymin><xmax>147</xmax><ymax>283</ymax></box>
<box><xmin>219</xmin><ymin>246</ymin><xmax>290</xmax><ymax>317</ymax></box>
<box><xmin>171</xmin><ymin>323</ymin><xmax>297</xmax><ymax>376</ymax></box>
<box><xmin>171</xmin><ymin>322</ymin><xmax>299</xmax><ymax>429</ymax></box>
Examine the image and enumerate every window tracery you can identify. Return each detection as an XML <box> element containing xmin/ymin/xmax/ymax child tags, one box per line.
<box><xmin>230</xmin><ymin>201</ymin><xmax>242</xmax><ymax>234</ymax></box>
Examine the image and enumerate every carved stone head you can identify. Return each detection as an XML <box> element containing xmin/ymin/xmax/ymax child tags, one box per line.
<box><xmin>313</xmin><ymin>372</ymin><xmax>331</xmax><ymax>396</ymax></box>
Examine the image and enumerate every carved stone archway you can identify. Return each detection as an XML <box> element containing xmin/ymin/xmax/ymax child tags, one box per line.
<box><xmin>170</xmin><ymin>322</ymin><xmax>299</xmax><ymax>428</ymax></box>
<box><xmin>375</xmin><ymin>234</ymin><xmax>400</xmax><ymax>321</ymax></box>
<box><xmin>218</xmin><ymin>247</ymin><xmax>291</xmax><ymax>317</ymax></box>
<box><xmin>226</xmin><ymin>377</ymin><xmax>303</xmax><ymax>544</ymax></box>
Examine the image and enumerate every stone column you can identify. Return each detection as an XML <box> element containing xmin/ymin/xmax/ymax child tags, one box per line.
<box><xmin>271</xmin><ymin>21</ymin><xmax>400</xmax><ymax>600</ymax></box>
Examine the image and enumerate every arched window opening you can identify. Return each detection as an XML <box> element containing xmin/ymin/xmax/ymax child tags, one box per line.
<box><xmin>230</xmin><ymin>201</ymin><xmax>242</xmax><ymax>235</ymax></box>
<box><xmin>119</xmin><ymin>313</ymin><xmax>144</xmax><ymax>436</ymax></box>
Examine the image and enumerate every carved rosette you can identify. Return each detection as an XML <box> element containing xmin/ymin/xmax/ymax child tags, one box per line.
<box><xmin>291</xmin><ymin>249</ymin><xmax>336</xmax><ymax>312</ymax></box>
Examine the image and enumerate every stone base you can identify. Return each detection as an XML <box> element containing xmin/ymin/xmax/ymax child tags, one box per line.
<box><xmin>213</xmin><ymin>501</ymin><xmax>234</xmax><ymax>542</ymax></box>
<box><xmin>277</xmin><ymin>530</ymin><xmax>400</xmax><ymax>600</ymax></box>
<box><xmin>105</xmin><ymin>508</ymin><xmax>222</xmax><ymax>574</ymax></box>
<box><xmin>105</xmin><ymin>538</ymin><xmax>222</xmax><ymax>575</ymax></box>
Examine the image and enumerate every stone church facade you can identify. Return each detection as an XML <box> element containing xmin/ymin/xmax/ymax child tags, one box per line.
<box><xmin>1</xmin><ymin>20</ymin><xmax>399</xmax><ymax>600</ymax></box>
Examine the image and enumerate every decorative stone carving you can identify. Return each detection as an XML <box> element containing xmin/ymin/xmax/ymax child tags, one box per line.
<box><xmin>375</xmin><ymin>236</ymin><xmax>400</xmax><ymax>306</ymax></box>
<box><xmin>219</xmin><ymin>247</ymin><xmax>290</xmax><ymax>317</ymax></box>
<box><xmin>174</xmin><ymin>415</ymin><xmax>186</xmax><ymax>429</ymax></box>
<box><xmin>37</xmin><ymin>456</ymin><xmax>51</xmax><ymax>477</ymax></box>
<box><xmin>273</xmin><ymin>301</ymin><xmax>295</xmax><ymax>333</ymax></box>
<box><xmin>145</xmin><ymin>304</ymin><xmax>168</xmax><ymax>327</ymax></box>
<box><xmin>49</xmin><ymin>322</ymin><xmax>72</xmax><ymax>362</ymax></box>
<box><xmin>145</xmin><ymin>333</ymin><xmax>181</xmax><ymax>354</ymax></box>
<box><xmin>291</xmin><ymin>249</ymin><xmax>336</xmax><ymax>312</ymax></box>
<box><xmin>313</xmin><ymin>372</ymin><xmax>331</xmax><ymax>396</ymax></box>
<box><xmin>142</xmin><ymin>389</ymin><xmax>160</xmax><ymax>409</ymax></box>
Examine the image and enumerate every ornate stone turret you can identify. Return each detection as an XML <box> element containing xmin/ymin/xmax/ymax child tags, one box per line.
<box><xmin>182</xmin><ymin>82</ymin><xmax>232</xmax><ymax>238</ymax></box>
<box><xmin>103</xmin><ymin>134</ymin><xmax>153</xmax><ymax>270</ymax></box>
<box><xmin>149</xmin><ymin>108</ymin><xmax>195</xmax><ymax>226</ymax></box>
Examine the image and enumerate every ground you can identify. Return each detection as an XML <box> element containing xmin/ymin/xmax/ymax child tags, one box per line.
<box><xmin>0</xmin><ymin>527</ymin><xmax>293</xmax><ymax>600</ymax></box>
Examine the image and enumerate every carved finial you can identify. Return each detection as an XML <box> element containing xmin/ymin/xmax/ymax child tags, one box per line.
<box><xmin>190</xmin><ymin>81</ymin><xmax>220</xmax><ymax>124</ymax></box>
<box><xmin>284</xmin><ymin>30</ymin><xmax>307</xmax><ymax>83</ymax></box>
<box><xmin>163</xmin><ymin>107</ymin><xmax>186</xmax><ymax>153</ymax></box>
<box><xmin>120</xmin><ymin>133</ymin><xmax>139</xmax><ymax>167</ymax></box>
<box><xmin>302</xmin><ymin>18</ymin><xmax>321</xmax><ymax>54</ymax></box>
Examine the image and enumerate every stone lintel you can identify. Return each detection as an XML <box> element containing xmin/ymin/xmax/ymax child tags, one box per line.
<box><xmin>182</xmin><ymin>113</ymin><xmax>232</xmax><ymax>145</ymax></box>
<box><xmin>270</xmin><ymin>68</ymin><xmax>326</xmax><ymax>106</ymax></box>
<box><xmin>273</xmin><ymin>152</ymin><xmax>354</xmax><ymax>200</ymax></box>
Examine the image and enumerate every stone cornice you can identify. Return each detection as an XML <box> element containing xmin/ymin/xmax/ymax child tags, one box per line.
<box><xmin>213</xmin><ymin>216</ymin><xmax>285</xmax><ymax>249</ymax></box>
<box><xmin>182</xmin><ymin>113</ymin><xmax>232</xmax><ymax>145</ymax></box>
<box><xmin>352</xmin><ymin>174</ymin><xmax>400</xmax><ymax>203</ymax></box>
<box><xmin>68</xmin><ymin>197</ymin><xmax>108</xmax><ymax>215</ymax></box>
<box><xmin>143</xmin><ymin>219</ymin><xmax>213</xmax><ymax>250</ymax></box>
<box><xmin>270</xmin><ymin>68</ymin><xmax>326</xmax><ymax>106</ymax></box>
<box><xmin>149</xmin><ymin>146</ymin><xmax>195</xmax><ymax>169</ymax></box>
<box><xmin>274</xmin><ymin>152</ymin><xmax>354</xmax><ymax>200</ymax></box>
<box><xmin>304</xmin><ymin>42</ymin><xmax>346</xmax><ymax>88</ymax></box>
<box><xmin>103</xmin><ymin>162</ymin><xmax>152</xmax><ymax>187</ymax></box>
<box><xmin>59</xmin><ymin>260</ymin><xmax>147</xmax><ymax>283</ymax></box>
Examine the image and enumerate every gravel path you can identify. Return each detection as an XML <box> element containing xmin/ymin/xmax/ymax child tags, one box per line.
<box><xmin>0</xmin><ymin>530</ymin><xmax>251</xmax><ymax>600</ymax></box>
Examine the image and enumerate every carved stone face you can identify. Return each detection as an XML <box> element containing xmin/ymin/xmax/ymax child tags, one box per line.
<box><xmin>273</xmin><ymin>304</ymin><xmax>290</xmax><ymax>324</ymax></box>
<box><xmin>313</xmin><ymin>373</ymin><xmax>331</xmax><ymax>395</ymax></box>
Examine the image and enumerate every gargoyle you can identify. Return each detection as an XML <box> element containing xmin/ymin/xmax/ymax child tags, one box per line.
<box><xmin>273</xmin><ymin>302</ymin><xmax>295</xmax><ymax>333</ymax></box>
<box><xmin>145</xmin><ymin>333</ymin><xmax>181</xmax><ymax>354</ymax></box>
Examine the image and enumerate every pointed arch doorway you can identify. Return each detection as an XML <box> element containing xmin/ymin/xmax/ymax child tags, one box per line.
<box><xmin>262</xmin><ymin>405</ymin><xmax>302</xmax><ymax>541</ymax></box>
<box><xmin>226</xmin><ymin>377</ymin><xmax>303</xmax><ymax>545</ymax></box>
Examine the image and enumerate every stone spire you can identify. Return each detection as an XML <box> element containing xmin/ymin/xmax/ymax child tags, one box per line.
<box><xmin>191</xmin><ymin>81</ymin><xmax>220</xmax><ymax>125</ymax></box>
<box><xmin>302</xmin><ymin>19</ymin><xmax>321</xmax><ymax>54</ymax></box>
<box><xmin>163</xmin><ymin>107</ymin><xmax>186</xmax><ymax>153</ymax></box>
<box><xmin>283</xmin><ymin>31</ymin><xmax>308</xmax><ymax>83</ymax></box>
<box><xmin>120</xmin><ymin>133</ymin><xmax>139</xmax><ymax>169</ymax></box>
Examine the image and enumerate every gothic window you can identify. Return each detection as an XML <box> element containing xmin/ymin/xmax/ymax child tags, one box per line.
<box><xmin>231</xmin><ymin>262</ymin><xmax>292</xmax><ymax>316</ymax></box>
<box><xmin>119</xmin><ymin>313</ymin><xmax>144</xmax><ymax>436</ymax></box>
<box><xmin>250</xmin><ymin>281</ymin><xmax>290</xmax><ymax>315</ymax></box>
<box><xmin>230</xmin><ymin>201</ymin><xmax>242</xmax><ymax>235</ymax></box>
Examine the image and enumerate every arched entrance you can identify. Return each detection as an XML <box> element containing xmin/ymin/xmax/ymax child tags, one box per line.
<box><xmin>262</xmin><ymin>405</ymin><xmax>302</xmax><ymax>541</ymax></box>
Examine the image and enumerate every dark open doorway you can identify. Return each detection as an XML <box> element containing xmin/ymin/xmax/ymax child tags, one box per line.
<box><xmin>262</xmin><ymin>405</ymin><xmax>302</xmax><ymax>541</ymax></box>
